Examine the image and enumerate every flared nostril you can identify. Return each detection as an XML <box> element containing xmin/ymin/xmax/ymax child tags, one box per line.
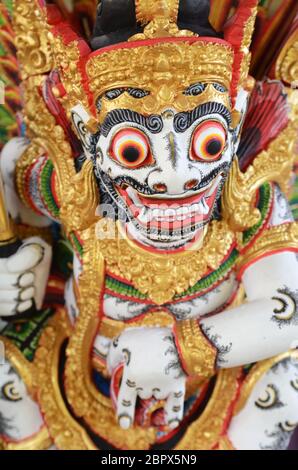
<box><xmin>184</xmin><ymin>179</ymin><xmax>199</xmax><ymax>190</ymax></box>
<box><xmin>152</xmin><ymin>183</ymin><xmax>167</xmax><ymax>193</ymax></box>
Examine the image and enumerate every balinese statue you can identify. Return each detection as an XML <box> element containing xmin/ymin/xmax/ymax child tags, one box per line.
<box><xmin>0</xmin><ymin>0</ymin><xmax>298</xmax><ymax>451</ymax></box>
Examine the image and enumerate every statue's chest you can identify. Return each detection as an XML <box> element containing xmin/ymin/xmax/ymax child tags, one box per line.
<box><xmin>102</xmin><ymin>270</ymin><xmax>239</xmax><ymax>321</ymax></box>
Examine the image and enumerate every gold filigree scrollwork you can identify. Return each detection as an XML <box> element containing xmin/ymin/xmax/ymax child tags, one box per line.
<box><xmin>95</xmin><ymin>220</ymin><xmax>235</xmax><ymax>305</ymax></box>
<box><xmin>17</xmin><ymin>75</ymin><xmax>98</xmax><ymax>236</ymax></box>
<box><xmin>64</xmin><ymin>224</ymin><xmax>157</xmax><ymax>450</ymax></box>
<box><xmin>238</xmin><ymin>7</ymin><xmax>258</xmax><ymax>89</ymax></box>
<box><xmin>222</xmin><ymin>118</ymin><xmax>298</xmax><ymax>236</ymax></box>
<box><xmin>87</xmin><ymin>41</ymin><xmax>234</xmax><ymax>106</ymax></box>
<box><xmin>132</xmin><ymin>0</ymin><xmax>187</xmax><ymax>39</ymax></box>
<box><xmin>135</xmin><ymin>0</ymin><xmax>179</xmax><ymax>25</ymax></box>
<box><xmin>174</xmin><ymin>320</ymin><xmax>217</xmax><ymax>378</ymax></box>
<box><xmin>34</xmin><ymin>308</ymin><xmax>97</xmax><ymax>450</ymax></box>
<box><xmin>59</xmin><ymin>160</ymin><xmax>100</xmax><ymax>233</ymax></box>
<box><xmin>221</xmin><ymin>158</ymin><xmax>261</xmax><ymax>233</ymax></box>
<box><xmin>99</xmin><ymin>310</ymin><xmax>175</xmax><ymax>340</ymax></box>
<box><xmin>0</xmin><ymin>174</ymin><xmax>15</xmax><ymax>242</ymax></box>
<box><xmin>275</xmin><ymin>30</ymin><xmax>298</xmax><ymax>86</ymax></box>
<box><xmin>98</xmin><ymin>83</ymin><xmax>231</xmax><ymax>124</ymax></box>
<box><xmin>12</xmin><ymin>0</ymin><xmax>54</xmax><ymax>79</ymax></box>
<box><xmin>52</xmin><ymin>35</ymin><xmax>90</xmax><ymax>118</ymax></box>
<box><xmin>0</xmin><ymin>337</ymin><xmax>35</xmax><ymax>398</ymax></box>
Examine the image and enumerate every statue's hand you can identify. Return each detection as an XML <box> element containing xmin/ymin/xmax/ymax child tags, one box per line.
<box><xmin>107</xmin><ymin>326</ymin><xmax>186</xmax><ymax>430</ymax></box>
<box><xmin>0</xmin><ymin>237</ymin><xmax>52</xmax><ymax>318</ymax></box>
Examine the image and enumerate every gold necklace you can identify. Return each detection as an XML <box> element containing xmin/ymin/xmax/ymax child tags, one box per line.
<box><xmin>95</xmin><ymin>219</ymin><xmax>235</xmax><ymax>305</ymax></box>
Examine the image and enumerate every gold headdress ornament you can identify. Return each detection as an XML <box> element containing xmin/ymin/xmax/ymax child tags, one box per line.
<box><xmin>46</xmin><ymin>0</ymin><xmax>259</xmax><ymax>120</ymax></box>
<box><xmin>10</xmin><ymin>0</ymin><xmax>258</xmax><ymax>122</ymax></box>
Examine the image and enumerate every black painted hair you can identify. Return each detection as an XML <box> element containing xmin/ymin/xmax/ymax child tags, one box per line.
<box><xmin>91</xmin><ymin>0</ymin><xmax>220</xmax><ymax>50</ymax></box>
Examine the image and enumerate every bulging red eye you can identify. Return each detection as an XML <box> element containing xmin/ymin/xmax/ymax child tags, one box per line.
<box><xmin>192</xmin><ymin>121</ymin><xmax>226</xmax><ymax>161</ymax></box>
<box><xmin>109</xmin><ymin>128</ymin><xmax>151</xmax><ymax>168</ymax></box>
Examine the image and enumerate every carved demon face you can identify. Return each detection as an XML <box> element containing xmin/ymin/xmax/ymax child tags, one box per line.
<box><xmin>73</xmin><ymin>84</ymin><xmax>247</xmax><ymax>251</ymax></box>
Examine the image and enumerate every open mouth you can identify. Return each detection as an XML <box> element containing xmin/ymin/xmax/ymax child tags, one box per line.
<box><xmin>115</xmin><ymin>175</ymin><xmax>222</xmax><ymax>246</ymax></box>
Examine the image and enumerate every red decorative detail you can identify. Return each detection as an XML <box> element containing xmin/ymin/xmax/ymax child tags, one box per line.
<box><xmin>87</xmin><ymin>36</ymin><xmax>231</xmax><ymax>59</ymax></box>
<box><xmin>46</xmin><ymin>4</ymin><xmax>63</xmax><ymax>25</ymax></box>
<box><xmin>238</xmin><ymin>81</ymin><xmax>289</xmax><ymax>171</ymax></box>
<box><xmin>224</xmin><ymin>0</ymin><xmax>259</xmax><ymax>104</ymax></box>
<box><xmin>43</xmin><ymin>72</ymin><xmax>82</xmax><ymax>158</ymax></box>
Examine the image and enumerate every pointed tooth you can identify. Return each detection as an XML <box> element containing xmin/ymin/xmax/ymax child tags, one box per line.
<box><xmin>126</xmin><ymin>187</ymin><xmax>142</xmax><ymax>207</ymax></box>
<box><xmin>152</xmin><ymin>208</ymin><xmax>160</xmax><ymax>220</ymax></box>
<box><xmin>165</xmin><ymin>208</ymin><xmax>176</xmax><ymax>219</ymax></box>
<box><xmin>201</xmin><ymin>198</ymin><xmax>209</xmax><ymax>215</ymax></box>
<box><xmin>138</xmin><ymin>207</ymin><xmax>149</xmax><ymax>223</ymax></box>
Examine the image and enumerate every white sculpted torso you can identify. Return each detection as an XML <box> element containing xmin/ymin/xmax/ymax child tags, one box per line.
<box><xmin>102</xmin><ymin>273</ymin><xmax>238</xmax><ymax>321</ymax></box>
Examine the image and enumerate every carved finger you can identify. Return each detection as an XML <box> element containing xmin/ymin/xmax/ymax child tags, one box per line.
<box><xmin>16</xmin><ymin>300</ymin><xmax>33</xmax><ymax>314</ymax></box>
<box><xmin>18</xmin><ymin>287</ymin><xmax>35</xmax><ymax>302</ymax></box>
<box><xmin>164</xmin><ymin>382</ymin><xmax>186</xmax><ymax>429</ymax></box>
<box><xmin>7</xmin><ymin>244</ymin><xmax>44</xmax><ymax>273</ymax></box>
<box><xmin>0</xmin><ymin>289</ymin><xmax>19</xmax><ymax>303</ymax></box>
<box><xmin>18</xmin><ymin>272</ymin><xmax>35</xmax><ymax>288</ymax></box>
<box><xmin>116</xmin><ymin>369</ymin><xmax>138</xmax><ymax>430</ymax></box>
<box><xmin>0</xmin><ymin>272</ymin><xmax>22</xmax><ymax>290</ymax></box>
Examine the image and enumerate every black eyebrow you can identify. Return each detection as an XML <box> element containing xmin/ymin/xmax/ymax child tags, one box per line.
<box><xmin>100</xmin><ymin>109</ymin><xmax>163</xmax><ymax>137</ymax></box>
<box><xmin>174</xmin><ymin>102</ymin><xmax>231</xmax><ymax>133</ymax></box>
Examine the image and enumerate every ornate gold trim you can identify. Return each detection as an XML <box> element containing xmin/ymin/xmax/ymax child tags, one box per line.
<box><xmin>132</xmin><ymin>0</ymin><xmax>194</xmax><ymax>39</ymax></box>
<box><xmin>175</xmin><ymin>368</ymin><xmax>241</xmax><ymax>450</ymax></box>
<box><xmin>135</xmin><ymin>0</ymin><xmax>179</xmax><ymax>26</ymax></box>
<box><xmin>15</xmin><ymin>138</ymin><xmax>48</xmax><ymax>210</ymax></box>
<box><xmin>34</xmin><ymin>308</ymin><xmax>97</xmax><ymax>450</ymax></box>
<box><xmin>275</xmin><ymin>30</ymin><xmax>298</xmax><ymax>86</ymax></box>
<box><xmin>174</xmin><ymin>320</ymin><xmax>217</xmax><ymax>379</ymax></box>
<box><xmin>237</xmin><ymin>7</ymin><xmax>258</xmax><ymax>90</ymax></box>
<box><xmin>237</xmin><ymin>222</ymin><xmax>298</xmax><ymax>273</ymax></box>
<box><xmin>98</xmin><ymin>83</ymin><xmax>231</xmax><ymax>123</ymax></box>
<box><xmin>95</xmin><ymin>220</ymin><xmax>235</xmax><ymax>305</ymax></box>
<box><xmin>52</xmin><ymin>34</ymin><xmax>90</xmax><ymax>118</ymax></box>
<box><xmin>222</xmin><ymin>118</ymin><xmax>298</xmax><ymax>236</ymax></box>
<box><xmin>99</xmin><ymin>310</ymin><xmax>175</xmax><ymax>340</ymax></box>
<box><xmin>64</xmin><ymin>225</ymin><xmax>157</xmax><ymax>449</ymax></box>
<box><xmin>16</xmin><ymin>75</ymin><xmax>99</xmax><ymax>237</ymax></box>
<box><xmin>0</xmin><ymin>337</ymin><xmax>35</xmax><ymax>398</ymax></box>
<box><xmin>234</xmin><ymin>350</ymin><xmax>298</xmax><ymax>416</ymax></box>
<box><xmin>0</xmin><ymin>174</ymin><xmax>15</xmax><ymax>242</ymax></box>
<box><xmin>87</xmin><ymin>41</ymin><xmax>234</xmax><ymax>106</ymax></box>
<box><xmin>59</xmin><ymin>160</ymin><xmax>100</xmax><ymax>233</ymax></box>
<box><xmin>12</xmin><ymin>0</ymin><xmax>54</xmax><ymax>79</ymax></box>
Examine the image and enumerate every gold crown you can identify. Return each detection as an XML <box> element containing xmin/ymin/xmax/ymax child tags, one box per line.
<box><xmin>86</xmin><ymin>40</ymin><xmax>234</xmax><ymax>117</ymax></box>
<box><xmin>47</xmin><ymin>0</ymin><xmax>257</xmax><ymax>118</ymax></box>
<box><xmin>85</xmin><ymin>0</ymin><xmax>235</xmax><ymax>116</ymax></box>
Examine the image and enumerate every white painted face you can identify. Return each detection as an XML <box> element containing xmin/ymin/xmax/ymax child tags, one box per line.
<box><xmin>72</xmin><ymin>85</ymin><xmax>248</xmax><ymax>252</ymax></box>
<box><xmin>0</xmin><ymin>362</ymin><xmax>43</xmax><ymax>440</ymax></box>
<box><xmin>229</xmin><ymin>358</ymin><xmax>298</xmax><ymax>450</ymax></box>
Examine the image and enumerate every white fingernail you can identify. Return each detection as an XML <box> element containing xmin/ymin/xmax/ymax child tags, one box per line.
<box><xmin>17</xmin><ymin>300</ymin><xmax>33</xmax><ymax>313</ymax></box>
<box><xmin>119</xmin><ymin>416</ymin><xmax>132</xmax><ymax>430</ymax></box>
<box><xmin>168</xmin><ymin>419</ymin><xmax>180</xmax><ymax>430</ymax></box>
<box><xmin>19</xmin><ymin>272</ymin><xmax>34</xmax><ymax>287</ymax></box>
